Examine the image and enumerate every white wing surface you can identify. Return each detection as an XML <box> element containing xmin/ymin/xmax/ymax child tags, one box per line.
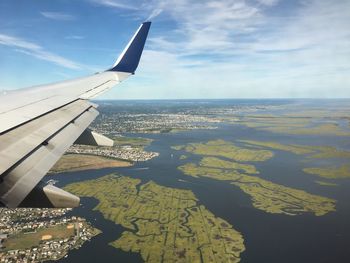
<box><xmin>0</xmin><ymin>22</ymin><xmax>151</xmax><ymax>208</ymax></box>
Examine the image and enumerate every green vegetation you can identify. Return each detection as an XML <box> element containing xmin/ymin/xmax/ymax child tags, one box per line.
<box><xmin>173</xmin><ymin>140</ymin><xmax>336</xmax><ymax>216</ymax></box>
<box><xmin>237</xmin><ymin>117</ymin><xmax>310</xmax><ymax>133</ymax></box>
<box><xmin>306</xmin><ymin>146</ymin><xmax>350</xmax><ymax>159</ymax></box>
<box><xmin>280</xmin><ymin>123</ymin><xmax>350</xmax><ymax>136</ymax></box>
<box><xmin>64</xmin><ymin>174</ymin><xmax>245</xmax><ymax>263</ymax></box>
<box><xmin>239</xmin><ymin>140</ymin><xmax>315</xmax><ymax>155</ymax></box>
<box><xmin>283</xmin><ymin>109</ymin><xmax>350</xmax><ymax>118</ymax></box>
<box><xmin>50</xmin><ymin>154</ymin><xmax>132</xmax><ymax>173</ymax></box>
<box><xmin>200</xmin><ymin>157</ymin><xmax>258</xmax><ymax>174</ymax></box>
<box><xmin>114</xmin><ymin>136</ymin><xmax>153</xmax><ymax>149</ymax></box>
<box><xmin>169</xmin><ymin>128</ymin><xmax>187</xmax><ymax>133</ymax></box>
<box><xmin>3</xmin><ymin>224</ymin><xmax>75</xmax><ymax>251</ymax></box>
<box><xmin>263</xmin><ymin>123</ymin><xmax>350</xmax><ymax>136</ymax></box>
<box><xmin>304</xmin><ymin>165</ymin><xmax>350</xmax><ymax>179</ymax></box>
<box><xmin>241</xmin><ymin>140</ymin><xmax>350</xmax><ymax>159</ymax></box>
<box><xmin>174</xmin><ymin>139</ymin><xmax>274</xmax><ymax>162</ymax></box>
<box><xmin>238</xmin><ymin>114</ymin><xmax>350</xmax><ymax>136</ymax></box>
<box><xmin>179</xmin><ymin>155</ymin><xmax>188</xmax><ymax>160</ymax></box>
<box><xmin>240</xmin><ymin>140</ymin><xmax>350</xmax><ymax>180</ymax></box>
<box><xmin>238</xmin><ymin>117</ymin><xmax>309</xmax><ymax>129</ymax></box>
<box><xmin>171</xmin><ymin>145</ymin><xmax>184</xmax><ymax>151</ymax></box>
<box><xmin>179</xmin><ymin>163</ymin><xmax>335</xmax><ymax>216</ymax></box>
<box><xmin>315</xmin><ymin>181</ymin><xmax>338</xmax><ymax>186</ymax></box>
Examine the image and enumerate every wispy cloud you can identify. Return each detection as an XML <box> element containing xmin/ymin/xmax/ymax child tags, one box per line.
<box><xmin>40</xmin><ymin>11</ymin><xmax>76</xmax><ymax>21</ymax></box>
<box><xmin>256</xmin><ymin>0</ymin><xmax>280</xmax><ymax>6</ymax></box>
<box><xmin>65</xmin><ymin>35</ymin><xmax>85</xmax><ymax>40</ymax></box>
<box><xmin>146</xmin><ymin>8</ymin><xmax>162</xmax><ymax>21</ymax></box>
<box><xmin>103</xmin><ymin>0</ymin><xmax>350</xmax><ymax>99</ymax></box>
<box><xmin>91</xmin><ymin>0</ymin><xmax>139</xmax><ymax>10</ymax></box>
<box><xmin>94</xmin><ymin>0</ymin><xmax>263</xmax><ymax>54</ymax></box>
<box><xmin>2</xmin><ymin>0</ymin><xmax>347</xmax><ymax>98</ymax></box>
<box><xmin>0</xmin><ymin>33</ymin><xmax>82</xmax><ymax>69</ymax></box>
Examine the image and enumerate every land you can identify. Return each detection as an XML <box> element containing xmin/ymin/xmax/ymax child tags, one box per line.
<box><xmin>239</xmin><ymin>140</ymin><xmax>315</xmax><ymax>155</ymax></box>
<box><xmin>91</xmin><ymin>103</ymin><xmax>220</xmax><ymax>134</ymax></box>
<box><xmin>179</xmin><ymin>155</ymin><xmax>188</xmax><ymax>160</ymax></box>
<box><xmin>240</xmin><ymin>140</ymin><xmax>350</xmax><ymax>179</ymax></box>
<box><xmin>100</xmin><ymin>114</ymin><xmax>218</xmax><ymax>134</ymax></box>
<box><xmin>240</xmin><ymin>140</ymin><xmax>350</xmax><ymax>159</ymax></box>
<box><xmin>0</xmin><ymin>209</ymin><xmax>100</xmax><ymax>262</ymax></box>
<box><xmin>90</xmin><ymin>100</ymin><xmax>350</xmax><ymax>138</ymax></box>
<box><xmin>49</xmin><ymin>135</ymin><xmax>157</xmax><ymax>173</ymax></box>
<box><xmin>315</xmin><ymin>181</ymin><xmax>338</xmax><ymax>187</ymax></box>
<box><xmin>3</xmin><ymin>224</ymin><xmax>75</xmax><ymax>251</ymax></box>
<box><xmin>64</xmin><ymin>174</ymin><xmax>245</xmax><ymax>263</ymax></box>
<box><xmin>50</xmin><ymin>154</ymin><xmax>132</xmax><ymax>173</ymax></box>
<box><xmin>173</xmin><ymin>140</ymin><xmax>336</xmax><ymax>216</ymax></box>
<box><xmin>200</xmin><ymin>157</ymin><xmax>258</xmax><ymax>174</ymax></box>
<box><xmin>4</xmin><ymin>100</ymin><xmax>349</xmax><ymax>262</ymax></box>
<box><xmin>238</xmin><ymin>118</ymin><xmax>350</xmax><ymax>136</ymax></box>
<box><xmin>66</xmin><ymin>144</ymin><xmax>158</xmax><ymax>162</ymax></box>
<box><xmin>304</xmin><ymin>165</ymin><xmax>350</xmax><ymax>179</ymax></box>
<box><xmin>172</xmin><ymin>139</ymin><xmax>274</xmax><ymax>162</ymax></box>
<box><xmin>90</xmin><ymin>100</ymin><xmax>283</xmax><ymax>135</ymax></box>
<box><xmin>113</xmin><ymin>136</ymin><xmax>153</xmax><ymax>149</ymax></box>
<box><xmin>235</xmin><ymin>103</ymin><xmax>350</xmax><ymax>137</ymax></box>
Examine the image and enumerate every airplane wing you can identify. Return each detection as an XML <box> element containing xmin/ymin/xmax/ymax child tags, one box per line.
<box><xmin>0</xmin><ymin>22</ymin><xmax>151</xmax><ymax>208</ymax></box>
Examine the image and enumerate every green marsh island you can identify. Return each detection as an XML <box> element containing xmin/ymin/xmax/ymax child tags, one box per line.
<box><xmin>64</xmin><ymin>174</ymin><xmax>245</xmax><ymax>263</ymax></box>
<box><xmin>240</xmin><ymin>140</ymin><xmax>350</xmax><ymax>179</ymax></box>
<box><xmin>173</xmin><ymin>140</ymin><xmax>336</xmax><ymax>216</ymax></box>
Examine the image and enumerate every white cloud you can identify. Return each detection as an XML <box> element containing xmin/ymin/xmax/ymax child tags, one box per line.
<box><xmin>146</xmin><ymin>8</ymin><xmax>163</xmax><ymax>21</ymax></box>
<box><xmin>256</xmin><ymin>0</ymin><xmax>279</xmax><ymax>6</ymax></box>
<box><xmin>0</xmin><ymin>33</ymin><xmax>82</xmax><ymax>69</ymax></box>
<box><xmin>0</xmin><ymin>34</ymin><xmax>41</xmax><ymax>50</ymax></box>
<box><xmin>102</xmin><ymin>0</ymin><xmax>350</xmax><ymax>99</ymax></box>
<box><xmin>65</xmin><ymin>35</ymin><xmax>85</xmax><ymax>40</ymax></box>
<box><xmin>40</xmin><ymin>11</ymin><xmax>76</xmax><ymax>21</ymax></box>
<box><xmin>149</xmin><ymin>0</ymin><xmax>263</xmax><ymax>54</ymax></box>
<box><xmin>91</xmin><ymin>0</ymin><xmax>262</xmax><ymax>54</ymax></box>
<box><xmin>91</xmin><ymin>0</ymin><xmax>139</xmax><ymax>10</ymax></box>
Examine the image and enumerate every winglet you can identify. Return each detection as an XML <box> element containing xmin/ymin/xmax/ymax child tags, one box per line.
<box><xmin>109</xmin><ymin>22</ymin><xmax>151</xmax><ymax>74</ymax></box>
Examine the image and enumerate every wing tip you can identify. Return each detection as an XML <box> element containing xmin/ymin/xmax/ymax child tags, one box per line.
<box><xmin>108</xmin><ymin>21</ymin><xmax>151</xmax><ymax>74</ymax></box>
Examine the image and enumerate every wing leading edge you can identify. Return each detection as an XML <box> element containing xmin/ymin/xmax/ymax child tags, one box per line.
<box><xmin>0</xmin><ymin>22</ymin><xmax>152</xmax><ymax>208</ymax></box>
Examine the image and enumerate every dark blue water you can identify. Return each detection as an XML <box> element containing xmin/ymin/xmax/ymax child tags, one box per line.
<box><xmin>49</xmin><ymin>101</ymin><xmax>350</xmax><ymax>263</ymax></box>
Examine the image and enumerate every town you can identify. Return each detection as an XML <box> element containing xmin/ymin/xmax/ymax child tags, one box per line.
<box><xmin>67</xmin><ymin>144</ymin><xmax>159</xmax><ymax>162</ymax></box>
<box><xmin>0</xmin><ymin>209</ymin><xmax>100</xmax><ymax>262</ymax></box>
<box><xmin>92</xmin><ymin>110</ymin><xmax>219</xmax><ymax>135</ymax></box>
<box><xmin>91</xmin><ymin>101</ymin><xmax>275</xmax><ymax>135</ymax></box>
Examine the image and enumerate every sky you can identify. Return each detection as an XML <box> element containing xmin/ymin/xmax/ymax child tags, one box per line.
<box><xmin>0</xmin><ymin>0</ymin><xmax>349</xmax><ymax>99</ymax></box>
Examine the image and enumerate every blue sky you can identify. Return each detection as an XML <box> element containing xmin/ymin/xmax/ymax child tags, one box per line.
<box><xmin>0</xmin><ymin>0</ymin><xmax>349</xmax><ymax>99</ymax></box>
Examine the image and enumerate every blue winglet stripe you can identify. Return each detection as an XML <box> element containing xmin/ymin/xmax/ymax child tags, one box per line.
<box><xmin>109</xmin><ymin>22</ymin><xmax>151</xmax><ymax>74</ymax></box>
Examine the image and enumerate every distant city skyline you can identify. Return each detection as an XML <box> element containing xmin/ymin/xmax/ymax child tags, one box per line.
<box><xmin>0</xmin><ymin>0</ymin><xmax>349</xmax><ymax>99</ymax></box>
